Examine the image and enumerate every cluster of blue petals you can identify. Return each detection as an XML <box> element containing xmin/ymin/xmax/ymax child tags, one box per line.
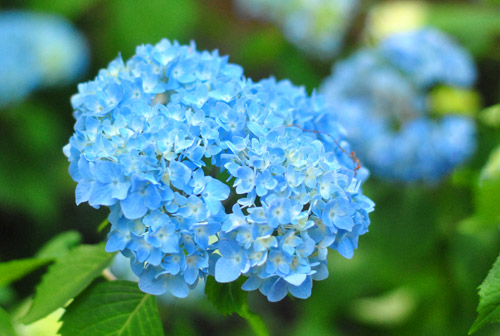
<box><xmin>234</xmin><ymin>0</ymin><xmax>358</xmax><ymax>59</ymax></box>
<box><xmin>321</xmin><ymin>28</ymin><xmax>477</xmax><ymax>183</ymax></box>
<box><xmin>0</xmin><ymin>11</ymin><xmax>88</xmax><ymax>108</ymax></box>
<box><xmin>64</xmin><ymin>39</ymin><xmax>374</xmax><ymax>301</ymax></box>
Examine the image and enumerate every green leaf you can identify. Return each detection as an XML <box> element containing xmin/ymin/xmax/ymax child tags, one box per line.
<box><xmin>470</xmin><ymin>252</ymin><xmax>500</xmax><ymax>333</ymax></box>
<box><xmin>480</xmin><ymin>104</ymin><xmax>500</xmax><ymax>127</ymax></box>
<box><xmin>36</xmin><ymin>231</ymin><xmax>82</xmax><ymax>259</ymax></box>
<box><xmin>21</xmin><ymin>243</ymin><xmax>115</xmax><ymax>324</ymax></box>
<box><xmin>205</xmin><ymin>277</ymin><xmax>269</xmax><ymax>336</ymax></box>
<box><xmin>205</xmin><ymin>276</ymin><xmax>247</xmax><ymax>316</ymax></box>
<box><xmin>0</xmin><ymin>306</ymin><xmax>17</xmax><ymax>336</ymax></box>
<box><xmin>0</xmin><ymin>258</ymin><xmax>52</xmax><ymax>287</ymax></box>
<box><xmin>0</xmin><ymin>232</ymin><xmax>82</xmax><ymax>287</ymax></box>
<box><xmin>59</xmin><ymin>281</ymin><xmax>163</xmax><ymax>336</ymax></box>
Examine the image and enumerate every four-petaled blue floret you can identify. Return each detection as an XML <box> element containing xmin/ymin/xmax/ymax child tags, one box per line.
<box><xmin>64</xmin><ymin>39</ymin><xmax>374</xmax><ymax>302</ymax></box>
<box><xmin>321</xmin><ymin>28</ymin><xmax>477</xmax><ymax>183</ymax></box>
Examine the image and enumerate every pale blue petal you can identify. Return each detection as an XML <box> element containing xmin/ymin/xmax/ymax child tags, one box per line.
<box><xmin>184</xmin><ymin>267</ymin><xmax>198</xmax><ymax>285</ymax></box>
<box><xmin>167</xmin><ymin>275</ymin><xmax>190</xmax><ymax>298</ymax></box>
<box><xmin>120</xmin><ymin>193</ymin><xmax>147</xmax><ymax>219</ymax></box>
<box><xmin>336</xmin><ymin>238</ymin><xmax>354</xmax><ymax>259</ymax></box>
<box><xmin>111</xmin><ymin>181</ymin><xmax>130</xmax><ymax>200</ymax></box>
<box><xmin>89</xmin><ymin>182</ymin><xmax>115</xmax><ymax>207</ymax></box>
<box><xmin>75</xmin><ymin>180</ymin><xmax>92</xmax><ymax>205</ymax></box>
<box><xmin>288</xmin><ymin>277</ymin><xmax>312</xmax><ymax>299</ymax></box>
<box><xmin>215</xmin><ymin>257</ymin><xmax>241</xmax><ymax>283</ymax></box>
<box><xmin>105</xmin><ymin>231</ymin><xmax>129</xmax><ymax>252</ymax></box>
<box><xmin>242</xmin><ymin>276</ymin><xmax>262</xmax><ymax>291</ymax></box>
<box><xmin>267</xmin><ymin>278</ymin><xmax>288</xmax><ymax>302</ymax></box>
<box><xmin>139</xmin><ymin>269</ymin><xmax>167</xmax><ymax>295</ymax></box>
<box><xmin>284</xmin><ymin>273</ymin><xmax>307</xmax><ymax>286</ymax></box>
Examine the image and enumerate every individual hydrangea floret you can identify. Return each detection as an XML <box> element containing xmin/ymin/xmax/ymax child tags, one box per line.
<box><xmin>64</xmin><ymin>39</ymin><xmax>374</xmax><ymax>301</ymax></box>
<box><xmin>234</xmin><ymin>0</ymin><xmax>358</xmax><ymax>59</ymax></box>
<box><xmin>321</xmin><ymin>28</ymin><xmax>477</xmax><ymax>183</ymax></box>
<box><xmin>0</xmin><ymin>11</ymin><xmax>89</xmax><ymax>108</ymax></box>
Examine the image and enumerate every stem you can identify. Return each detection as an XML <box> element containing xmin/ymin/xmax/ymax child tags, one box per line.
<box><xmin>97</xmin><ymin>218</ymin><xmax>110</xmax><ymax>233</ymax></box>
<box><xmin>102</xmin><ymin>268</ymin><xmax>117</xmax><ymax>281</ymax></box>
<box><xmin>241</xmin><ymin>304</ymin><xmax>269</xmax><ymax>336</ymax></box>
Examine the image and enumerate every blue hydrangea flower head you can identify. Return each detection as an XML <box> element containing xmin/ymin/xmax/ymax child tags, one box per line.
<box><xmin>321</xmin><ymin>28</ymin><xmax>477</xmax><ymax>183</ymax></box>
<box><xmin>381</xmin><ymin>28</ymin><xmax>476</xmax><ymax>88</ymax></box>
<box><xmin>234</xmin><ymin>0</ymin><xmax>358</xmax><ymax>59</ymax></box>
<box><xmin>0</xmin><ymin>11</ymin><xmax>89</xmax><ymax>108</ymax></box>
<box><xmin>65</xmin><ymin>39</ymin><xmax>374</xmax><ymax>301</ymax></box>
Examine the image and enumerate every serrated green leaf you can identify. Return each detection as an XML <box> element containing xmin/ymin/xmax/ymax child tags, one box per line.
<box><xmin>36</xmin><ymin>231</ymin><xmax>82</xmax><ymax>259</ymax></box>
<box><xmin>470</xmin><ymin>253</ymin><xmax>500</xmax><ymax>333</ymax></box>
<box><xmin>0</xmin><ymin>232</ymin><xmax>81</xmax><ymax>287</ymax></box>
<box><xmin>0</xmin><ymin>258</ymin><xmax>52</xmax><ymax>287</ymax></box>
<box><xmin>21</xmin><ymin>243</ymin><xmax>115</xmax><ymax>324</ymax></box>
<box><xmin>205</xmin><ymin>277</ymin><xmax>269</xmax><ymax>336</ymax></box>
<box><xmin>59</xmin><ymin>281</ymin><xmax>163</xmax><ymax>336</ymax></box>
<box><xmin>205</xmin><ymin>276</ymin><xmax>247</xmax><ymax>316</ymax></box>
<box><xmin>0</xmin><ymin>306</ymin><xmax>17</xmax><ymax>336</ymax></box>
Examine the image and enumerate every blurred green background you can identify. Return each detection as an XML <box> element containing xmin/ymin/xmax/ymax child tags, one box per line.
<box><xmin>1</xmin><ymin>0</ymin><xmax>500</xmax><ymax>335</ymax></box>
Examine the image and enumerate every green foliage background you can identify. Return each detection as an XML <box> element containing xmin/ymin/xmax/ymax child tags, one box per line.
<box><xmin>0</xmin><ymin>0</ymin><xmax>500</xmax><ymax>335</ymax></box>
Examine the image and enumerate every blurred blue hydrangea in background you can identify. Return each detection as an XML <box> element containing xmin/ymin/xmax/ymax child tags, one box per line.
<box><xmin>0</xmin><ymin>11</ymin><xmax>89</xmax><ymax>108</ymax></box>
<box><xmin>321</xmin><ymin>28</ymin><xmax>477</xmax><ymax>183</ymax></box>
<box><xmin>64</xmin><ymin>39</ymin><xmax>374</xmax><ymax>302</ymax></box>
<box><xmin>234</xmin><ymin>0</ymin><xmax>358</xmax><ymax>59</ymax></box>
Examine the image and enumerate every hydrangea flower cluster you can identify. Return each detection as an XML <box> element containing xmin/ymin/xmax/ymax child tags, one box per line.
<box><xmin>234</xmin><ymin>0</ymin><xmax>358</xmax><ymax>59</ymax></box>
<box><xmin>0</xmin><ymin>11</ymin><xmax>88</xmax><ymax>108</ymax></box>
<box><xmin>64</xmin><ymin>39</ymin><xmax>374</xmax><ymax>301</ymax></box>
<box><xmin>321</xmin><ymin>28</ymin><xmax>477</xmax><ymax>183</ymax></box>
